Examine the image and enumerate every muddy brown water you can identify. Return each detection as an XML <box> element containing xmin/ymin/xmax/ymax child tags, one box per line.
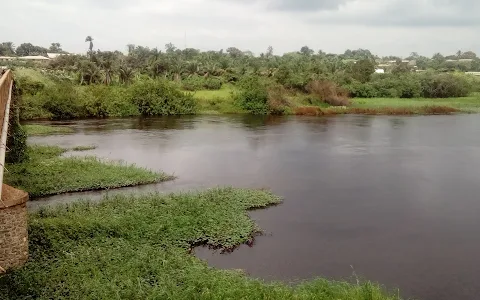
<box><xmin>27</xmin><ymin>115</ymin><xmax>480</xmax><ymax>300</ymax></box>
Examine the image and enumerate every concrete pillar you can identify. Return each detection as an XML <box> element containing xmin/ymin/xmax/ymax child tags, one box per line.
<box><xmin>0</xmin><ymin>184</ymin><xmax>28</xmax><ymax>273</ymax></box>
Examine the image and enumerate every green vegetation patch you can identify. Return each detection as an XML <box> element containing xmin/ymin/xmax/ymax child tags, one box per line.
<box><xmin>24</xmin><ymin>124</ymin><xmax>75</xmax><ymax>136</ymax></box>
<box><xmin>71</xmin><ymin>145</ymin><xmax>97</xmax><ymax>151</ymax></box>
<box><xmin>4</xmin><ymin>145</ymin><xmax>173</xmax><ymax>197</ymax></box>
<box><xmin>0</xmin><ymin>188</ymin><xmax>399</xmax><ymax>300</ymax></box>
<box><xmin>352</xmin><ymin>94</ymin><xmax>480</xmax><ymax>112</ymax></box>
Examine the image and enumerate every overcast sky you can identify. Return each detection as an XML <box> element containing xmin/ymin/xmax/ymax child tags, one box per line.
<box><xmin>2</xmin><ymin>0</ymin><xmax>479</xmax><ymax>57</ymax></box>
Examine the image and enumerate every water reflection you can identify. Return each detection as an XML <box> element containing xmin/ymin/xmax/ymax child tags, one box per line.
<box><xmin>26</xmin><ymin>114</ymin><xmax>480</xmax><ymax>300</ymax></box>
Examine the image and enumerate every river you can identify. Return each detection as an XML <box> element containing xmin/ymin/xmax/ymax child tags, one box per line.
<box><xmin>27</xmin><ymin>114</ymin><xmax>480</xmax><ymax>300</ymax></box>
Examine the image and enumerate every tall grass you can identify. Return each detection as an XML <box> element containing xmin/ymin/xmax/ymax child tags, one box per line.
<box><xmin>0</xmin><ymin>188</ymin><xmax>401</xmax><ymax>300</ymax></box>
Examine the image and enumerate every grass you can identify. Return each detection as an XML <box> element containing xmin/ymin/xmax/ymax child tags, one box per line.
<box><xmin>71</xmin><ymin>145</ymin><xmax>97</xmax><ymax>151</ymax></box>
<box><xmin>15</xmin><ymin>68</ymin><xmax>55</xmax><ymax>87</ymax></box>
<box><xmin>0</xmin><ymin>188</ymin><xmax>401</xmax><ymax>300</ymax></box>
<box><xmin>352</xmin><ymin>93</ymin><xmax>480</xmax><ymax>112</ymax></box>
<box><xmin>4</xmin><ymin>145</ymin><xmax>173</xmax><ymax>198</ymax></box>
<box><xmin>24</xmin><ymin>124</ymin><xmax>74</xmax><ymax>136</ymax></box>
<box><xmin>191</xmin><ymin>84</ymin><xmax>246</xmax><ymax>114</ymax></box>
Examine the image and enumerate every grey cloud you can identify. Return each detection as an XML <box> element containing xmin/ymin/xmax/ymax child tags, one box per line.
<box><xmin>309</xmin><ymin>0</ymin><xmax>480</xmax><ymax>27</ymax></box>
<box><xmin>268</xmin><ymin>0</ymin><xmax>352</xmax><ymax>11</ymax></box>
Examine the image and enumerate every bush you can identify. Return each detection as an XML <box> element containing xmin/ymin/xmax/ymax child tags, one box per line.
<box><xmin>347</xmin><ymin>74</ymin><xmax>422</xmax><ymax>99</ymax></box>
<box><xmin>182</xmin><ymin>76</ymin><xmax>204</xmax><ymax>91</ymax></box>
<box><xmin>129</xmin><ymin>79</ymin><xmax>197</xmax><ymax>116</ymax></box>
<box><xmin>16</xmin><ymin>76</ymin><xmax>45</xmax><ymax>96</ymax></box>
<box><xmin>36</xmin><ymin>83</ymin><xmax>82</xmax><ymax>119</ymax></box>
<box><xmin>267</xmin><ymin>86</ymin><xmax>292</xmax><ymax>115</ymax></box>
<box><xmin>420</xmin><ymin>73</ymin><xmax>471</xmax><ymax>98</ymax></box>
<box><xmin>81</xmin><ymin>86</ymin><xmax>112</xmax><ymax>118</ymax></box>
<box><xmin>346</xmin><ymin>81</ymin><xmax>378</xmax><ymax>98</ymax></box>
<box><xmin>235</xmin><ymin>76</ymin><xmax>269</xmax><ymax>114</ymax></box>
<box><xmin>204</xmin><ymin>77</ymin><xmax>222</xmax><ymax>90</ymax></box>
<box><xmin>183</xmin><ymin>76</ymin><xmax>223</xmax><ymax>91</ymax></box>
<box><xmin>6</xmin><ymin>84</ymin><xmax>28</xmax><ymax>163</ymax></box>
<box><xmin>306</xmin><ymin>80</ymin><xmax>350</xmax><ymax>106</ymax></box>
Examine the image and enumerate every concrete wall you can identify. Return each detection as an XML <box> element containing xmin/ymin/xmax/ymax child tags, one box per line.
<box><xmin>0</xmin><ymin>184</ymin><xmax>28</xmax><ymax>272</ymax></box>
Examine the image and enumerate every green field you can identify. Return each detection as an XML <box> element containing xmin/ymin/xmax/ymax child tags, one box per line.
<box><xmin>352</xmin><ymin>93</ymin><xmax>480</xmax><ymax>112</ymax></box>
<box><xmin>4</xmin><ymin>145</ymin><xmax>173</xmax><ymax>197</ymax></box>
<box><xmin>191</xmin><ymin>84</ymin><xmax>245</xmax><ymax>114</ymax></box>
<box><xmin>0</xmin><ymin>188</ymin><xmax>400</xmax><ymax>300</ymax></box>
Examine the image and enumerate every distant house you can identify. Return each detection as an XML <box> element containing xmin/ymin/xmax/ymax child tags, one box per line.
<box><xmin>466</xmin><ymin>72</ymin><xmax>480</xmax><ymax>76</ymax></box>
<box><xmin>47</xmin><ymin>53</ymin><xmax>64</xmax><ymax>59</ymax></box>
<box><xmin>20</xmin><ymin>56</ymin><xmax>49</xmax><ymax>60</ymax></box>
<box><xmin>0</xmin><ymin>56</ymin><xmax>15</xmax><ymax>61</ymax></box>
<box><xmin>375</xmin><ymin>69</ymin><xmax>385</xmax><ymax>74</ymax></box>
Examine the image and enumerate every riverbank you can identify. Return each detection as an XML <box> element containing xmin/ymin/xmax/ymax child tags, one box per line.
<box><xmin>4</xmin><ymin>145</ymin><xmax>173</xmax><ymax>197</ymax></box>
<box><xmin>0</xmin><ymin>188</ymin><xmax>400</xmax><ymax>300</ymax></box>
<box><xmin>192</xmin><ymin>86</ymin><xmax>480</xmax><ymax>115</ymax></box>
<box><xmin>16</xmin><ymin>68</ymin><xmax>480</xmax><ymax>120</ymax></box>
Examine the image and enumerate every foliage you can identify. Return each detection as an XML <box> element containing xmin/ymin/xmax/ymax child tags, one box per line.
<box><xmin>15</xmin><ymin>43</ymin><xmax>48</xmax><ymax>56</ymax></box>
<box><xmin>24</xmin><ymin>125</ymin><xmax>74</xmax><ymax>136</ymax></box>
<box><xmin>35</xmin><ymin>83</ymin><xmax>81</xmax><ymax>119</ymax></box>
<box><xmin>4</xmin><ymin>145</ymin><xmax>173</xmax><ymax>197</ymax></box>
<box><xmin>420</xmin><ymin>73</ymin><xmax>472</xmax><ymax>98</ymax></box>
<box><xmin>0</xmin><ymin>188</ymin><xmax>401</xmax><ymax>300</ymax></box>
<box><xmin>204</xmin><ymin>77</ymin><xmax>223</xmax><ymax>90</ymax></box>
<box><xmin>306</xmin><ymin>80</ymin><xmax>351</xmax><ymax>106</ymax></box>
<box><xmin>347</xmin><ymin>73</ymin><xmax>471</xmax><ymax>99</ymax></box>
<box><xmin>235</xmin><ymin>76</ymin><xmax>269</xmax><ymax>114</ymax></box>
<box><xmin>0</xmin><ymin>42</ymin><xmax>16</xmax><ymax>56</ymax></box>
<box><xmin>16</xmin><ymin>76</ymin><xmax>45</xmax><ymax>96</ymax></box>
<box><xmin>182</xmin><ymin>75</ymin><xmax>205</xmax><ymax>91</ymax></box>
<box><xmin>6</xmin><ymin>86</ymin><xmax>28</xmax><ymax>163</ymax></box>
<box><xmin>349</xmin><ymin>59</ymin><xmax>375</xmax><ymax>83</ymax></box>
<box><xmin>129</xmin><ymin>79</ymin><xmax>197</xmax><ymax>116</ymax></box>
<box><xmin>267</xmin><ymin>85</ymin><xmax>292</xmax><ymax>115</ymax></box>
<box><xmin>183</xmin><ymin>75</ymin><xmax>223</xmax><ymax>91</ymax></box>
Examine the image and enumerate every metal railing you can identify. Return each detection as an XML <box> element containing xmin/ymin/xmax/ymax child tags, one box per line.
<box><xmin>0</xmin><ymin>70</ymin><xmax>14</xmax><ymax>204</ymax></box>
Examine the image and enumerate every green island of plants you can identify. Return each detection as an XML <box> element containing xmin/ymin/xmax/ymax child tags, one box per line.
<box><xmin>4</xmin><ymin>145</ymin><xmax>173</xmax><ymax>197</ymax></box>
<box><xmin>0</xmin><ymin>188</ymin><xmax>400</xmax><ymax>300</ymax></box>
<box><xmin>24</xmin><ymin>124</ymin><xmax>74</xmax><ymax>136</ymax></box>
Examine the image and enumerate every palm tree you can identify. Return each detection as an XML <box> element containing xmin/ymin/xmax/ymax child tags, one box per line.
<box><xmin>85</xmin><ymin>36</ymin><xmax>94</xmax><ymax>56</ymax></box>
<box><xmin>150</xmin><ymin>60</ymin><xmax>169</xmax><ymax>78</ymax></box>
<box><xmin>119</xmin><ymin>65</ymin><xmax>134</xmax><ymax>84</ymax></box>
<box><xmin>77</xmin><ymin>61</ymin><xmax>101</xmax><ymax>85</ymax></box>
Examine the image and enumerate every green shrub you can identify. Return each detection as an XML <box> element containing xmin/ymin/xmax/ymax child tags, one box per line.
<box><xmin>204</xmin><ymin>77</ymin><xmax>222</xmax><ymax>90</ymax></box>
<box><xmin>81</xmin><ymin>86</ymin><xmax>111</xmax><ymax>118</ymax></box>
<box><xmin>16</xmin><ymin>76</ymin><xmax>45</xmax><ymax>96</ymax></box>
<box><xmin>6</xmin><ymin>84</ymin><xmax>28</xmax><ymax>163</ymax></box>
<box><xmin>182</xmin><ymin>76</ymin><xmax>204</xmax><ymax>91</ymax></box>
<box><xmin>420</xmin><ymin>73</ymin><xmax>471</xmax><ymax>98</ymax></box>
<box><xmin>346</xmin><ymin>81</ymin><xmax>378</xmax><ymax>98</ymax></box>
<box><xmin>129</xmin><ymin>79</ymin><xmax>197</xmax><ymax>116</ymax></box>
<box><xmin>235</xmin><ymin>76</ymin><xmax>269</xmax><ymax>114</ymax></box>
<box><xmin>36</xmin><ymin>83</ymin><xmax>82</xmax><ymax>119</ymax></box>
<box><xmin>183</xmin><ymin>76</ymin><xmax>223</xmax><ymax>91</ymax></box>
<box><xmin>347</xmin><ymin>74</ymin><xmax>422</xmax><ymax>98</ymax></box>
